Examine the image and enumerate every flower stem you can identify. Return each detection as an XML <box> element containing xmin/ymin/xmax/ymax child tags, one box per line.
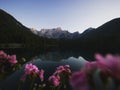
<box><xmin>30</xmin><ymin>78</ymin><xmax>35</xmax><ymax>90</ymax></box>
<box><xmin>18</xmin><ymin>81</ymin><xmax>24</xmax><ymax>90</ymax></box>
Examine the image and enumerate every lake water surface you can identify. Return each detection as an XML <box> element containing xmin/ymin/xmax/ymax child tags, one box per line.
<box><xmin>3</xmin><ymin>49</ymin><xmax>95</xmax><ymax>61</ymax></box>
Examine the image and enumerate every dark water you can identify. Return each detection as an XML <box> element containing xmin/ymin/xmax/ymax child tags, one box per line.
<box><xmin>1</xmin><ymin>48</ymin><xmax>95</xmax><ymax>61</ymax></box>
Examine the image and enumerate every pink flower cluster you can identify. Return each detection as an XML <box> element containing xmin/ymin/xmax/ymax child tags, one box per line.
<box><xmin>25</xmin><ymin>63</ymin><xmax>39</xmax><ymax>75</ymax></box>
<box><xmin>49</xmin><ymin>75</ymin><xmax>60</xmax><ymax>87</ymax></box>
<box><xmin>70</xmin><ymin>54</ymin><xmax>120</xmax><ymax>90</ymax></box>
<box><xmin>21</xmin><ymin>63</ymin><xmax>44</xmax><ymax>82</ymax></box>
<box><xmin>95</xmin><ymin>54</ymin><xmax>120</xmax><ymax>80</ymax></box>
<box><xmin>55</xmin><ymin>65</ymin><xmax>71</xmax><ymax>75</ymax></box>
<box><xmin>0</xmin><ymin>51</ymin><xmax>18</xmax><ymax>73</ymax></box>
<box><xmin>0</xmin><ymin>51</ymin><xmax>17</xmax><ymax>65</ymax></box>
<box><xmin>49</xmin><ymin>65</ymin><xmax>71</xmax><ymax>87</ymax></box>
<box><xmin>70</xmin><ymin>70</ymin><xmax>89</xmax><ymax>90</ymax></box>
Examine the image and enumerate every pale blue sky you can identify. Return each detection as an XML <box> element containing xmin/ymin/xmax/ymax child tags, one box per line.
<box><xmin>0</xmin><ymin>0</ymin><xmax>120</xmax><ymax>32</ymax></box>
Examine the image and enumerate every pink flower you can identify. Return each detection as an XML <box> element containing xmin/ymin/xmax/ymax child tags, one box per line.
<box><xmin>0</xmin><ymin>51</ymin><xmax>18</xmax><ymax>65</ymax></box>
<box><xmin>0</xmin><ymin>51</ymin><xmax>7</xmax><ymax>58</ymax></box>
<box><xmin>0</xmin><ymin>51</ymin><xmax>4</xmax><ymax>55</ymax></box>
<box><xmin>56</xmin><ymin>66</ymin><xmax>65</xmax><ymax>74</ymax></box>
<box><xmin>0</xmin><ymin>51</ymin><xmax>18</xmax><ymax>73</ymax></box>
<box><xmin>49</xmin><ymin>75</ymin><xmax>60</xmax><ymax>86</ymax></box>
<box><xmin>95</xmin><ymin>54</ymin><xmax>120</xmax><ymax>80</ymax></box>
<box><xmin>23</xmin><ymin>63</ymin><xmax>45</xmax><ymax>82</ymax></box>
<box><xmin>64</xmin><ymin>65</ymin><xmax>70</xmax><ymax>68</ymax></box>
<box><xmin>54</xmin><ymin>65</ymin><xmax>71</xmax><ymax>75</ymax></box>
<box><xmin>8</xmin><ymin>55</ymin><xmax>18</xmax><ymax>64</ymax></box>
<box><xmin>25</xmin><ymin>63</ymin><xmax>39</xmax><ymax>75</ymax></box>
<box><xmin>70</xmin><ymin>70</ymin><xmax>89</xmax><ymax>90</ymax></box>
<box><xmin>0</xmin><ymin>50</ymin><xmax>18</xmax><ymax>67</ymax></box>
<box><xmin>85</xmin><ymin>61</ymin><xmax>97</xmax><ymax>73</ymax></box>
<box><xmin>38</xmin><ymin>69</ymin><xmax>44</xmax><ymax>81</ymax></box>
<box><xmin>0</xmin><ymin>51</ymin><xmax>7</xmax><ymax>63</ymax></box>
<box><xmin>49</xmin><ymin>65</ymin><xmax>71</xmax><ymax>88</ymax></box>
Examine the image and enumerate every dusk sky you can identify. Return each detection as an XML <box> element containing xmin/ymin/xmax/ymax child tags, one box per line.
<box><xmin>0</xmin><ymin>0</ymin><xmax>120</xmax><ymax>32</ymax></box>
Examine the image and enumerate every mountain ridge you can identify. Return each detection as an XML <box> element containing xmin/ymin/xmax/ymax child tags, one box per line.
<box><xmin>30</xmin><ymin>27</ymin><xmax>81</xmax><ymax>39</ymax></box>
<box><xmin>0</xmin><ymin>9</ymin><xmax>57</xmax><ymax>49</ymax></box>
<box><xmin>60</xmin><ymin>17</ymin><xmax>120</xmax><ymax>53</ymax></box>
<box><xmin>30</xmin><ymin>27</ymin><xmax>96</xmax><ymax>39</ymax></box>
